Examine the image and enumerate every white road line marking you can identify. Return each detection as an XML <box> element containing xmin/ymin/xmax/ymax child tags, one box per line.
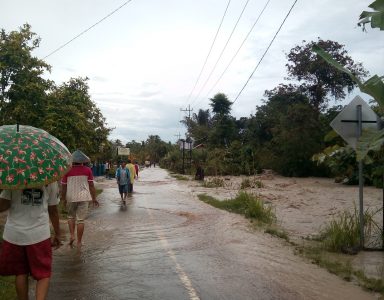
<box><xmin>146</xmin><ymin>207</ymin><xmax>200</xmax><ymax>300</ymax></box>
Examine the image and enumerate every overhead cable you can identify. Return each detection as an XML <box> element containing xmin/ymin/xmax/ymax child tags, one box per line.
<box><xmin>232</xmin><ymin>0</ymin><xmax>298</xmax><ymax>104</ymax></box>
<box><xmin>191</xmin><ymin>0</ymin><xmax>251</xmax><ymax>108</ymax></box>
<box><xmin>43</xmin><ymin>0</ymin><xmax>133</xmax><ymax>59</ymax></box>
<box><xmin>185</xmin><ymin>0</ymin><xmax>231</xmax><ymax>104</ymax></box>
<box><xmin>205</xmin><ymin>0</ymin><xmax>271</xmax><ymax>99</ymax></box>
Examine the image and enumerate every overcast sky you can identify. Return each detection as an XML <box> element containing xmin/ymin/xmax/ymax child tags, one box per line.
<box><xmin>1</xmin><ymin>0</ymin><xmax>383</xmax><ymax>144</ymax></box>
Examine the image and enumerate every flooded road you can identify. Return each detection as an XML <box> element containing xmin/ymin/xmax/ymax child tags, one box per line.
<box><xmin>49</xmin><ymin>168</ymin><xmax>377</xmax><ymax>299</ymax></box>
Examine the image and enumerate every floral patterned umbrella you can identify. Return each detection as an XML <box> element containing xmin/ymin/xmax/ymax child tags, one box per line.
<box><xmin>0</xmin><ymin>124</ymin><xmax>72</xmax><ymax>190</ymax></box>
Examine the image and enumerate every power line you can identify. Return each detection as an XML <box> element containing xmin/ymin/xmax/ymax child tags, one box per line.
<box><xmin>185</xmin><ymin>0</ymin><xmax>231</xmax><ymax>104</ymax></box>
<box><xmin>232</xmin><ymin>0</ymin><xmax>298</xmax><ymax>104</ymax></box>
<box><xmin>43</xmin><ymin>0</ymin><xmax>133</xmax><ymax>59</ymax></box>
<box><xmin>191</xmin><ymin>0</ymin><xmax>251</xmax><ymax>108</ymax></box>
<box><xmin>204</xmin><ymin>0</ymin><xmax>271</xmax><ymax>99</ymax></box>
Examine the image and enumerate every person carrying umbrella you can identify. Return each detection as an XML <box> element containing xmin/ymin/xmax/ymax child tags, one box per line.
<box><xmin>60</xmin><ymin>150</ymin><xmax>99</xmax><ymax>251</ymax></box>
<box><xmin>0</xmin><ymin>124</ymin><xmax>72</xmax><ymax>300</ymax></box>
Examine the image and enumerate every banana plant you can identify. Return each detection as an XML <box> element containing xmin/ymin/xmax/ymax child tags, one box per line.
<box><xmin>358</xmin><ymin>0</ymin><xmax>384</xmax><ymax>30</ymax></box>
<box><xmin>312</xmin><ymin>1</ymin><xmax>384</xmax><ymax>161</ymax></box>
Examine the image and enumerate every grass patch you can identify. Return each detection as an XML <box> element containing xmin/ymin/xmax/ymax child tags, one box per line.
<box><xmin>0</xmin><ymin>276</ymin><xmax>16</xmax><ymax>299</ymax></box>
<box><xmin>202</xmin><ymin>177</ymin><xmax>224</xmax><ymax>188</ymax></box>
<box><xmin>265</xmin><ymin>227</ymin><xmax>289</xmax><ymax>241</ymax></box>
<box><xmin>0</xmin><ymin>225</ymin><xmax>16</xmax><ymax>299</ymax></box>
<box><xmin>297</xmin><ymin>244</ymin><xmax>384</xmax><ymax>293</ymax></box>
<box><xmin>198</xmin><ymin>191</ymin><xmax>275</xmax><ymax>224</ymax></box>
<box><xmin>240</xmin><ymin>178</ymin><xmax>264</xmax><ymax>189</ymax></box>
<box><xmin>320</xmin><ymin>206</ymin><xmax>382</xmax><ymax>253</ymax></box>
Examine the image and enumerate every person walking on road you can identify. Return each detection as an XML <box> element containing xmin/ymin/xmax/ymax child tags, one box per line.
<box><xmin>105</xmin><ymin>161</ymin><xmax>110</xmax><ymax>179</ymax></box>
<box><xmin>0</xmin><ymin>182</ymin><xmax>61</xmax><ymax>300</ymax></box>
<box><xmin>61</xmin><ymin>150</ymin><xmax>99</xmax><ymax>251</ymax></box>
<box><xmin>116</xmin><ymin>161</ymin><xmax>130</xmax><ymax>206</ymax></box>
<box><xmin>134</xmin><ymin>161</ymin><xmax>139</xmax><ymax>179</ymax></box>
<box><xmin>126</xmin><ymin>159</ymin><xmax>136</xmax><ymax>194</ymax></box>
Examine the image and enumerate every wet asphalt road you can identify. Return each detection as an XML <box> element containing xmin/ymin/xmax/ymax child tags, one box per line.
<box><xmin>48</xmin><ymin>168</ymin><xmax>377</xmax><ymax>300</ymax></box>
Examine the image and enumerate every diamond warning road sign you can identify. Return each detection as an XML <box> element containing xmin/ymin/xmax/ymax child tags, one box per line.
<box><xmin>330</xmin><ymin>96</ymin><xmax>379</xmax><ymax>149</ymax></box>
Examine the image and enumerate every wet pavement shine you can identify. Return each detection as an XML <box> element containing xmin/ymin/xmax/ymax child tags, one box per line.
<box><xmin>48</xmin><ymin>168</ymin><xmax>378</xmax><ymax>300</ymax></box>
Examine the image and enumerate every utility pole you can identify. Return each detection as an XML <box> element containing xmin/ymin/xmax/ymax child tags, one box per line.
<box><xmin>174</xmin><ymin>133</ymin><xmax>181</xmax><ymax>141</ymax></box>
<box><xmin>180</xmin><ymin>105</ymin><xmax>193</xmax><ymax>174</ymax></box>
<box><xmin>180</xmin><ymin>104</ymin><xmax>193</xmax><ymax>120</ymax></box>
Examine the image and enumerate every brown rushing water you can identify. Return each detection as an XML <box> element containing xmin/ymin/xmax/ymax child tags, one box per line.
<box><xmin>47</xmin><ymin>168</ymin><xmax>377</xmax><ymax>299</ymax></box>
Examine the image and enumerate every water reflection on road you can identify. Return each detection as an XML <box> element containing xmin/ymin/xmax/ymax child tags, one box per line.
<box><xmin>49</xmin><ymin>168</ymin><xmax>376</xmax><ymax>299</ymax></box>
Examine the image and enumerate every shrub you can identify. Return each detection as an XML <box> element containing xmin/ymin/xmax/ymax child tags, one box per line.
<box><xmin>240</xmin><ymin>178</ymin><xmax>264</xmax><ymax>189</ymax></box>
<box><xmin>198</xmin><ymin>191</ymin><xmax>276</xmax><ymax>224</ymax></box>
<box><xmin>202</xmin><ymin>177</ymin><xmax>224</xmax><ymax>188</ymax></box>
<box><xmin>240</xmin><ymin>178</ymin><xmax>251</xmax><ymax>189</ymax></box>
<box><xmin>320</xmin><ymin>206</ymin><xmax>382</xmax><ymax>252</ymax></box>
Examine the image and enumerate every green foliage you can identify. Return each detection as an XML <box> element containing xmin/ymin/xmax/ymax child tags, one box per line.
<box><xmin>240</xmin><ymin>178</ymin><xmax>264</xmax><ymax>189</ymax></box>
<box><xmin>255</xmin><ymin>85</ymin><xmax>325</xmax><ymax>176</ymax></box>
<box><xmin>209</xmin><ymin>93</ymin><xmax>232</xmax><ymax>116</ymax></box>
<box><xmin>358</xmin><ymin>0</ymin><xmax>384</xmax><ymax>31</ymax></box>
<box><xmin>0</xmin><ymin>24</ymin><xmax>52</xmax><ymax>126</ymax></box>
<box><xmin>320</xmin><ymin>206</ymin><xmax>382</xmax><ymax>252</ymax></box>
<box><xmin>205</xmin><ymin>148</ymin><xmax>227</xmax><ymax>176</ymax></box>
<box><xmin>313</xmin><ymin>45</ymin><xmax>384</xmax><ymax>107</ymax></box>
<box><xmin>0</xmin><ymin>25</ymin><xmax>112</xmax><ymax>162</ymax></box>
<box><xmin>265</xmin><ymin>227</ymin><xmax>289</xmax><ymax>241</ymax></box>
<box><xmin>312</xmin><ymin>16</ymin><xmax>384</xmax><ymax>174</ymax></box>
<box><xmin>287</xmin><ymin>39</ymin><xmax>367</xmax><ymax>111</ymax></box>
<box><xmin>320</xmin><ymin>209</ymin><xmax>361</xmax><ymax>252</ymax></box>
<box><xmin>0</xmin><ymin>276</ymin><xmax>16</xmax><ymax>299</ymax></box>
<box><xmin>299</xmin><ymin>245</ymin><xmax>384</xmax><ymax>293</ymax></box>
<box><xmin>160</xmin><ymin>146</ymin><xmax>184</xmax><ymax>173</ymax></box>
<box><xmin>313</xmin><ymin>146</ymin><xmax>359</xmax><ymax>184</ymax></box>
<box><xmin>198</xmin><ymin>191</ymin><xmax>276</xmax><ymax>224</ymax></box>
<box><xmin>44</xmin><ymin>77</ymin><xmax>112</xmax><ymax>159</ymax></box>
<box><xmin>0</xmin><ymin>225</ymin><xmax>16</xmax><ymax>298</ymax></box>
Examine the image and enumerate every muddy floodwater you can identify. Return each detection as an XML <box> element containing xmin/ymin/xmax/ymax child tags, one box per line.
<box><xmin>48</xmin><ymin>168</ymin><xmax>378</xmax><ymax>299</ymax></box>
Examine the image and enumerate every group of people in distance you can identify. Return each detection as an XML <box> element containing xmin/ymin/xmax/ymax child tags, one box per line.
<box><xmin>115</xmin><ymin>159</ymin><xmax>138</xmax><ymax>206</ymax></box>
<box><xmin>0</xmin><ymin>149</ymin><xmax>99</xmax><ymax>300</ymax></box>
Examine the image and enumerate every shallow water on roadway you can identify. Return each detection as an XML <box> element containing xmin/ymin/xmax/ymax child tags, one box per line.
<box><xmin>48</xmin><ymin>168</ymin><xmax>378</xmax><ymax>299</ymax></box>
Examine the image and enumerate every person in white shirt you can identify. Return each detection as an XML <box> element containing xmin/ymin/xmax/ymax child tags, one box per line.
<box><xmin>0</xmin><ymin>182</ymin><xmax>61</xmax><ymax>300</ymax></box>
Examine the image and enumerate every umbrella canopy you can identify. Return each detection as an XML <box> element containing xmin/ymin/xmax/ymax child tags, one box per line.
<box><xmin>0</xmin><ymin>124</ymin><xmax>72</xmax><ymax>190</ymax></box>
<box><xmin>72</xmin><ymin>149</ymin><xmax>90</xmax><ymax>164</ymax></box>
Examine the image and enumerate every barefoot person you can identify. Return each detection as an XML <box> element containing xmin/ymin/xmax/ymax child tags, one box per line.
<box><xmin>116</xmin><ymin>161</ymin><xmax>130</xmax><ymax>205</ymax></box>
<box><xmin>60</xmin><ymin>150</ymin><xmax>99</xmax><ymax>250</ymax></box>
<box><xmin>0</xmin><ymin>182</ymin><xmax>61</xmax><ymax>300</ymax></box>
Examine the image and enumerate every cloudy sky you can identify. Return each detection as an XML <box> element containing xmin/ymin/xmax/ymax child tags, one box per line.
<box><xmin>1</xmin><ymin>0</ymin><xmax>383</xmax><ymax>143</ymax></box>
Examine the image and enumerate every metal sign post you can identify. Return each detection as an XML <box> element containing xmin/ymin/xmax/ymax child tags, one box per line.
<box><xmin>331</xmin><ymin>96</ymin><xmax>380</xmax><ymax>249</ymax></box>
<box><xmin>357</xmin><ymin>105</ymin><xmax>364</xmax><ymax>248</ymax></box>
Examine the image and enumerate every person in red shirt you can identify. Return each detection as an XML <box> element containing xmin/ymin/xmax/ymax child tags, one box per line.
<box><xmin>61</xmin><ymin>150</ymin><xmax>99</xmax><ymax>251</ymax></box>
<box><xmin>134</xmin><ymin>161</ymin><xmax>139</xmax><ymax>178</ymax></box>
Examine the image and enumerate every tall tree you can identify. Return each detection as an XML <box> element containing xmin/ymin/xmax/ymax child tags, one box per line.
<box><xmin>286</xmin><ymin>38</ymin><xmax>368</xmax><ymax>111</ymax></box>
<box><xmin>254</xmin><ymin>85</ymin><xmax>324</xmax><ymax>176</ymax></box>
<box><xmin>44</xmin><ymin>77</ymin><xmax>112</xmax><ymax>157</ymax></box>
<box><xmin>144</xmin><ymin>135</ymin><xmax>169</xmax><ymax>163</ymax></box>
<box><xmin>0</xmin><ymin>24</ymin><xmax>52</xmax><ymax>125</ymax></box>
<box><xmin>181</xmin><ymin>109</ymin><xmax>211</xmax><ymax>144</ymax></box>
<box><xmin>209</xmin><ymin>93</ymin><xmax>236</xmax><ymax>147</ymax></box>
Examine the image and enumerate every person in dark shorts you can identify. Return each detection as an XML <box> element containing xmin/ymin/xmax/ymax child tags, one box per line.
<box><xmin>116</xmin><ymin>161</ymin><xmax>130</xmax><ymax>205</ymax></box>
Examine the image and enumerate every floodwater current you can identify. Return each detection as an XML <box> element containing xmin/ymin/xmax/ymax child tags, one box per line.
<box><xmin>47</xmin><ymin>167</ymin><xmax>377</xmax><ymax>299</ymax></box>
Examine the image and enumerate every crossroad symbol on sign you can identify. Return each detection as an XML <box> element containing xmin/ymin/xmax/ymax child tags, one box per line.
<box><xmin>330</xmin><ymin>96</ymin><xmax>379</xmax><ymax>149</ymax></box>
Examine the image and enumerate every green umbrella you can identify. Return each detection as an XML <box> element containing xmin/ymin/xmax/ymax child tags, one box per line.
<box><xmin>0</xmin><ymin>124</ymin><xmax>72</xmax><ymax>190</ymax></box>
